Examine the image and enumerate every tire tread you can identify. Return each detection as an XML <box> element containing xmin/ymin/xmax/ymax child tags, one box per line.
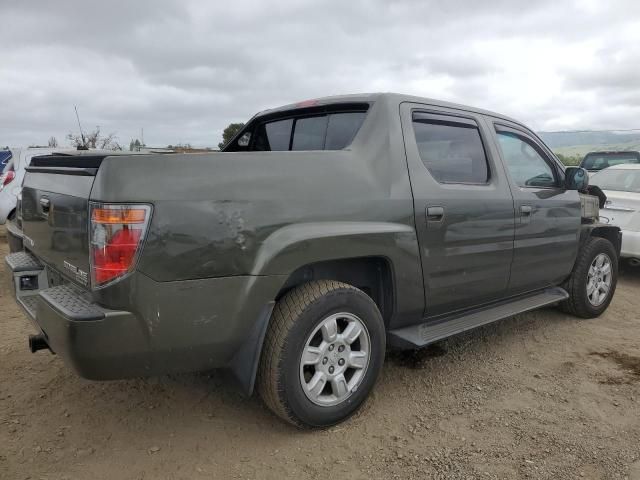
<box><xmin>257</xmin><ymin>280</ymin><xmax>359</xmax><ymax>427</ymax></box>
<box><xmin>561</xmin><ymin>237</ymin><xmax>617</xmax><ymax>318</ymax></box>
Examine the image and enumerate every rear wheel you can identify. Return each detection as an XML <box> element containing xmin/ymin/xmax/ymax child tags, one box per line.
<box><xmin>258</xmin><ymin>280</ymin><xmax>385</xmax><ymax>428</ymax></box>
<box><xmin>561</xmin><ymin>237</ymin><xmax>618</xmax><ymax>318</ymax></box>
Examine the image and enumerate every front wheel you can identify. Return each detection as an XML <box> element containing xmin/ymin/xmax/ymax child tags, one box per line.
<box><xmin>561</xmin><ymin>237</ymin><xmax>618</xmax><ymax>318</ymax></box>
<box><xmin>257</xmin><ymin>280</ymin><xmax>385</xmax><ymax>428</ymax></box>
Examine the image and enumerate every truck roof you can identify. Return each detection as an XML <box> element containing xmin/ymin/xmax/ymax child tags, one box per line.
<box><xmin>256</xmin><ymin>92</ymin><xmax>525</xmax><ymax>128</ymax></box>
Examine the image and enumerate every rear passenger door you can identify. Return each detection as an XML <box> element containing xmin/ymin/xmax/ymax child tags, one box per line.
<box><xmin>491</xmin><ymin>122</ymin><xmax>581</xmax><ymax>294</ymax></box>
<box><xmin>400</xmin><ymin>104</ymin><xmax>516</xmax><ymax>318</ymax></box>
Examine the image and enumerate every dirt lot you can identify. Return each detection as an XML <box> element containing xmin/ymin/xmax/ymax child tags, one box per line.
<box><xmin>1</xmin><ymin>228</ymin><xmax>639</xmax><ymax>480</ymax></box>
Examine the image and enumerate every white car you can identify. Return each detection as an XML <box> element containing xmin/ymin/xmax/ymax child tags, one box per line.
<box><xmin>590</xmin><ymin>164</ymin><xmax>640</xmax><ymax>265</ymax></box>
<box><xmin>0</xmin><ymin>147</ymin><xmax>70</xmax><ymax>224</ymax></box>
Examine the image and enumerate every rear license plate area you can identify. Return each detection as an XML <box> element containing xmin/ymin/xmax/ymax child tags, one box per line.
<box><xmin>46</xmin><ymin>266</ymin><xmax>66</xmax><ymax>288</ymax></box>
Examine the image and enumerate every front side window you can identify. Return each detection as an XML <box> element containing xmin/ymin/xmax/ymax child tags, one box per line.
<box><xmin>412</xmin><ymin>114</ymin><xmax>489</xmax><ymax>184</ymax></box>
<box><xmin>496</xmin><ymin>131</ymin><xmax>557</xmax><ymax>188</ymax></box>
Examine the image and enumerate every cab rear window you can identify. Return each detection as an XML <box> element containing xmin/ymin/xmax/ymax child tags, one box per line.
<box><xmin>228</xmin><ymin>105</ymin><xmax>368</xmax><ymax>152</ymax></box>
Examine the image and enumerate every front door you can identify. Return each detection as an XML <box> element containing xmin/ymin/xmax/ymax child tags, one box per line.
<box><xmin>491</xmin><ymin>122</ymin><xmax>581</xmax><ymax>294</ymax></box>
<box><xmin>400</xmin><ymin>104</ymin><xmax>516</xmax><ymax>318</ymax></box>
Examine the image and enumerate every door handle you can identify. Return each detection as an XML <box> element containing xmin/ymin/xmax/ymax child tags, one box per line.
<box><xmin>520</xmin><ymin>205</ymin><xmax>532</xmax><ymax>224</ymax></box>
<box><xmin>426</xmin><ymin>206</ymin><xmax>445</xmax><ymax>223</ymax></box>
<box><xmin>39</xmin><ymin>197</ymin><xmax>50</xmax><ymax>213</ymax></box>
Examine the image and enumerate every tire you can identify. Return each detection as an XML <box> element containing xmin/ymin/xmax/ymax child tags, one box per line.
<box><xmin>561</xmin><ymin>237</ymin><xmax>618</xmax><ymax>318</ymax></box>
<box><xmin>257</xmin><ymin>280</ymin><xmax>385</xmax><ymax>428</ymax></box>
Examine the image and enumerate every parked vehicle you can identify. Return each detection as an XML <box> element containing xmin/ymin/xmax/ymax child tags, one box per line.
<box><xmin>6</xmin><ymin>93</ymin><xmax>621</xmax><ymax>428</ymax></box>
<box><xmin>590</xmin><ymin>164</ymin><xmax>640</xmax><ymax>265</ymax></box>
<box><xmin>0</xmin><ymin>148</ymin><xmax>64</xmax><ymax>225</ymax></box>
<box><xmin>0</xmin><ymin>149</ymin><xmax>11</xmax><ymax>172</ymax></box>
<box><xmin>580</xmin><ymin>150</ymin><xmax>640</xmax><ymax>173</ymax></box>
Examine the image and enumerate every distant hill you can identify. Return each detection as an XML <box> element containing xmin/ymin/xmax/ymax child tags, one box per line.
<box><xmin>539</xmin><ymin>131</ymin><xmax>640</xmax><ymax>149</ymax></box>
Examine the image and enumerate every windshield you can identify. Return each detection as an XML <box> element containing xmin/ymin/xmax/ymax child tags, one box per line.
<box><xmin>590</xmin><ymin>169</ymin><xmax>640</xmax><ymax>193</ymax></box>
<box><xmin>581</xmin><ymin>152</ymin><xmax>640</xmax><ymax>171</ymax></box>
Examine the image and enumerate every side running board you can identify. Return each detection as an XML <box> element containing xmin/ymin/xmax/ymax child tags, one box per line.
<box><xmin>388</xmin><ymin>287</ymin><xmax>569</xmax><ymax>349</ymax></box>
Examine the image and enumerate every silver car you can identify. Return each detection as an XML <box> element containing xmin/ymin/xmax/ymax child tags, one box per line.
<box><xmin>591</xmin><ymin>164</ymin><xmax>640</xmax><ymax>265</ymax></box>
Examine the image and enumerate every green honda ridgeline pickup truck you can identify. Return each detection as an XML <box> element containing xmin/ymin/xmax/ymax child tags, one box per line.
<box><xmin>6</xmin><ymin>93</ymin><xmax>621</xmax><ymax>428</ymax></box>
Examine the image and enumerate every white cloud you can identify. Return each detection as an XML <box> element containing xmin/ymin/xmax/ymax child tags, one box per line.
<box><xmin>1</xmin><ymin>0</ymin><xmax>639</xmax><ymax>147</ymax></box>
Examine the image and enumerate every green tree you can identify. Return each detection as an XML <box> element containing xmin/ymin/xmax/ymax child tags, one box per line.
<box><xmin>218</xmin><ymin>122</ymin><xmax>245</xmax><ymax>150</ymax></box>
<box><xmin>554</xmin><ymin>152</ymin><xmax>581</xmax><ymax>166</ymax></box>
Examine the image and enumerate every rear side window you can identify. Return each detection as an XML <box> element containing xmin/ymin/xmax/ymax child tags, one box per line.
<box><xmin>412</xmin><ymin>113</ymin><xmax>489</xmax><ymax>184</ymax></box>
<box><xmin>242</xmin><ymin>109</ymin><xmax>367</xmax><ymax>152</ymax></box>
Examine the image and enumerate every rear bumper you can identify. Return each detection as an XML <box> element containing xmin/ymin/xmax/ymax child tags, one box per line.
<box><xmin>621</xmin><ymin>229</ymin><xmax>640</xmax><ymax>259</ymax></box>
<box><xmin>5</xmin><ymin>251</ymin><xmax>285</xmax><ymax>383</ymax></box>
<box><xmin>6</xmin><ymin>220</ymin><xmax>24</xmax><ymax>253</ymax></box>
<box><xmin>5</xmin><ymin>252</ymin><xmax>150</xmax><ymax>379</ymax></box>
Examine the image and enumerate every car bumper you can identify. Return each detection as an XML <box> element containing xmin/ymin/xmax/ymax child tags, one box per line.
<box><xmin>621</xmin><ymin>229</ymin><xmax>640</xmax><ymax>259</ymax></box>
<box><xmin>5</xmin><ymin>251</ymin><xmax>151</xmax><ymax>379</ymax></box>
<box><xmin>5</xmin><ymin>251</ymin><xmax>284</xmax><ymax>384</ymax></box>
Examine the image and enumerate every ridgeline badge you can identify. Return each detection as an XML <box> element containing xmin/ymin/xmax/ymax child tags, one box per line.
<box><xmin>63</xmin><ymin>261</ymin><xmax>89</xmax><ymax>286</ymax></box>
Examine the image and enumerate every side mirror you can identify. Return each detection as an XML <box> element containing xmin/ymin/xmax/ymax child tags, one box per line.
<box><xmin>564</xmin><ymin>167</ymin><xmax>589</xmax><ymax>191</ymax></box>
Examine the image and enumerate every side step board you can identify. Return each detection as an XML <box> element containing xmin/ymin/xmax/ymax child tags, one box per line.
<box><xmin>388</xmin><ymin>287</ymin><xmax>569</xmax><ymax>349</ymax></box>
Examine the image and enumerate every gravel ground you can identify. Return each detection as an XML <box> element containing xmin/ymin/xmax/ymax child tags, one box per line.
<box><xmin>1</xmin><ymin>227</ymin><xmax>639</xmax><ymax>480</ymax></box>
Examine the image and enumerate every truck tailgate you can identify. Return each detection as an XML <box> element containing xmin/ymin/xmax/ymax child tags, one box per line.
<box><xmin>21</xmin><ymin>157</ymin><xmax>101</xmax><ymax>288</ymax></box>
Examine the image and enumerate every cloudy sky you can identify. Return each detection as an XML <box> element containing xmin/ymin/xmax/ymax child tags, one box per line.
<box><xmin>1</xmin><ymin>0</ymin><xmax>639</xmax><ymax>148</ymax></box>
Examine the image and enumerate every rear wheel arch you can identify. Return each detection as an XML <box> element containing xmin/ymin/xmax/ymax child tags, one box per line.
<box><xmin>258</xmin><ymin>280</ymin><xmax>386</xmax><ymax>427</ymax></box>
<box><xmin>275</xmin><ymin>256</ymin><xmax>395</xmax><ymax>328</ymax></box>
<box><xmin>230</xmin><ymin>257</ymin><xmax>395</xmax><ymax>397</ymax></box>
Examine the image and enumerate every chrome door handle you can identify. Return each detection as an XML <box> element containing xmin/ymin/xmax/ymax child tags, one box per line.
<box><xmin>39</xmin><ymin>197</ymin><xmax>50</xmax><ymax>213</ymax></box>
<box><xmin>426</xmin><ymin>206</ymin><xmax>445</xmax><ymax>223</ymax></box>
<box><xmin>520</xmin><ymin>205</ymin><xmax>532</xmax><ymax>224</ymax></box>
<box><xmin>520</xmin><ymin>205</ymin><xmax>532</xmax><ymax>215</ymax></box>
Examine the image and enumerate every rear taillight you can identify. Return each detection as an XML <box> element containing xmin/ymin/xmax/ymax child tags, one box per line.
<box><xmin>89</xmin><ymin>203</ymin><xmax>152</xmax><ymax>287</ymax></box>
<box><xmin>0</xmin><ymin>170</ymin><xmax>14</xmax><ymax>190</ymax></box>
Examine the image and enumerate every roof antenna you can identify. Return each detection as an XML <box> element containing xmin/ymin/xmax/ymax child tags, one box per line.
<box><xmin>74</xmin><ymin>105</ymin><xmax>89</xmax><ymax>150</ymax></box>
